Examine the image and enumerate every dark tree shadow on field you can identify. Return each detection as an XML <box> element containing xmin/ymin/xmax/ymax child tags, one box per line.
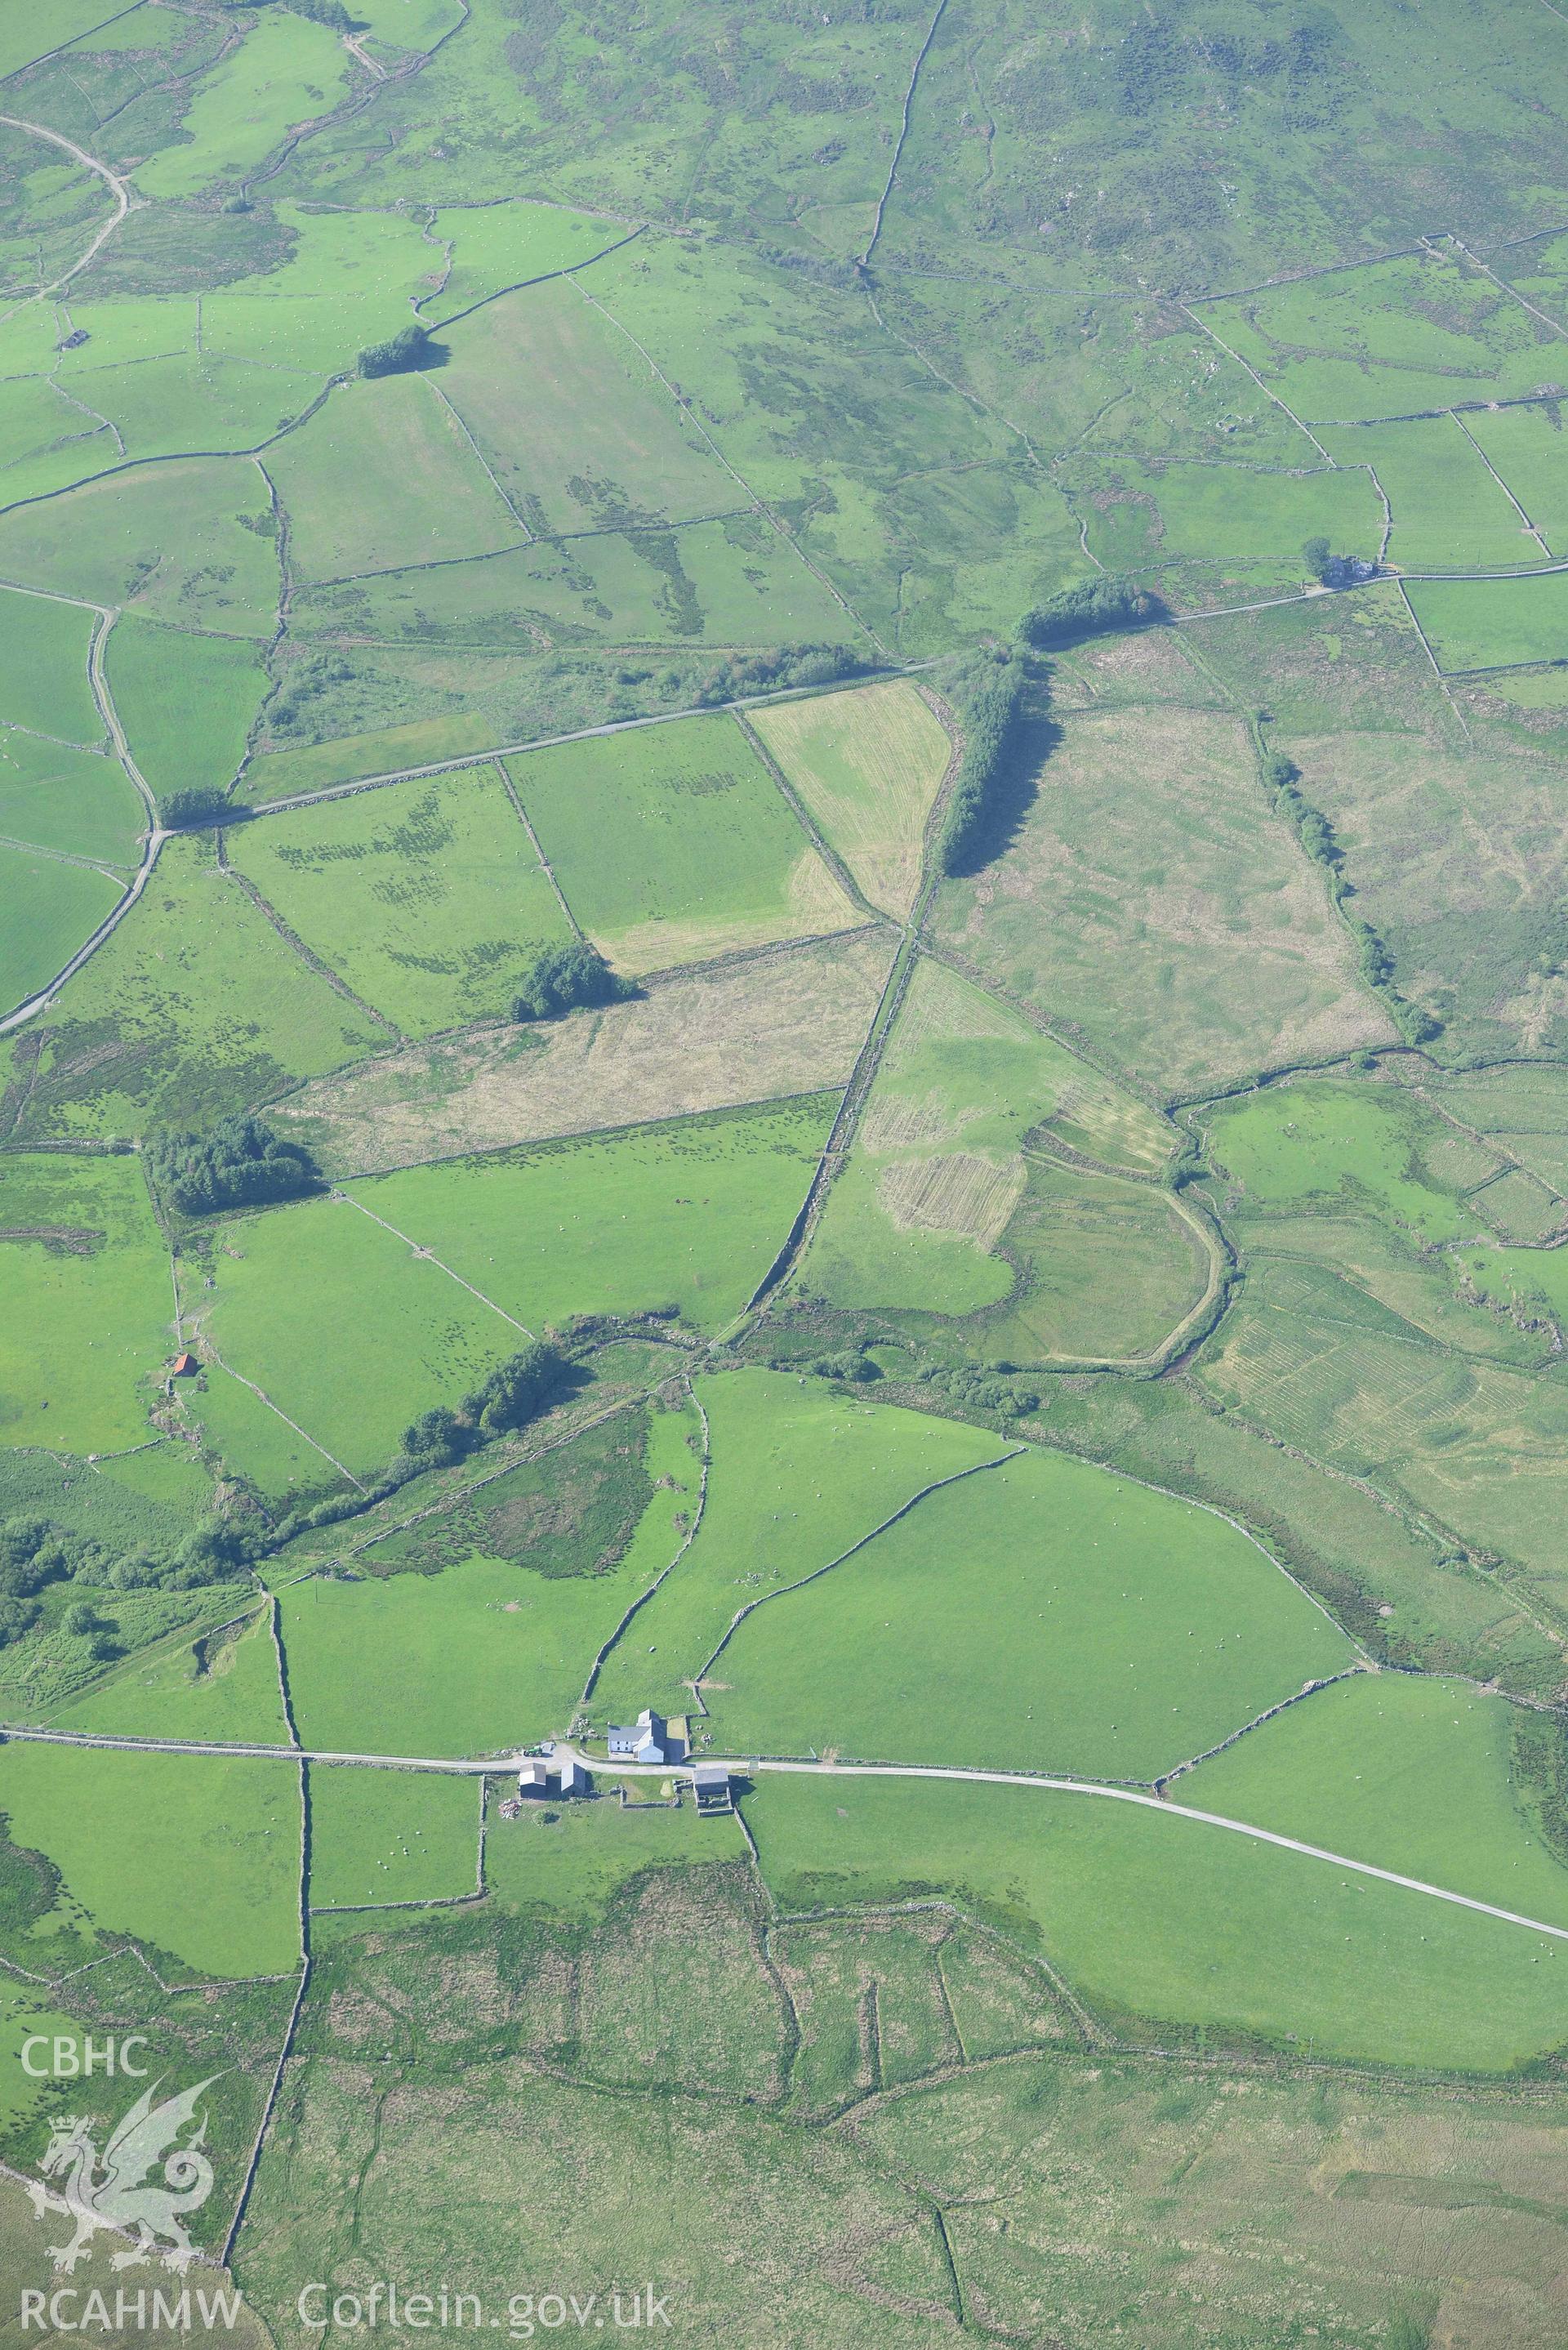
<box><xmin>944</xmin><ymin>710</ymin><xmax>1062</xmax><ymax>879</ymax></box>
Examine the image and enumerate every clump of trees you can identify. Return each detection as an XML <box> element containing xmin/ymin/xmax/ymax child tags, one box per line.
<box><xmin>0</xmin><ymin>1509</ymin><xmax>257</xmax><ymax>1651</ymax></box>
<box><xmin>514</xmin><ymin>942</ymin><xmax>635</xmax><ymax>1023</ymax></box>
<box><xmin>147</xmin><ymin>1114</ymin><xmax>322</xmax><ymax>1216</ymax></box>
<box><xmin>160</xmin><ymin>788</ymin><xmax>250</xmax><ymax>831</ymax></box>
<box><xmin>1302</xmin><ymin>537</ymin><xmax>1379</xmax><ymax>589</ymax></box>
<box><xmin>358</xmin><ymin>323</ymin><xmax>431</xmax><ymax>379</ymax></box>
<box><xmin>1262</xmin><ymin>747</ymin><xmax>1440</xmax><ymax>1044</ymax></box>
<box><xmin>695</xmin><ymin>644</ymin><xmax>871</xmax><ymax>707</ymax></box>
<box><xmin>939</xmin><ymin>650</ymin><xmax>1027</xmax><ymax>876</ymax></box>
<box><xmin>1018</xmin><ymin>579</ymin><xmax>1164</xmax><ymax>650</ymax></box>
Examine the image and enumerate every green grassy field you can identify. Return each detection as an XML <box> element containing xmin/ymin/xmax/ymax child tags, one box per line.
<box><xmin>0</xmin><ymin>586</ymin><xmax>100</xmax><ymax>743</ymax></box>
<box><xmin>747</xmin><ymin>682</ymin><xmax>951</xmax><ymax>921</ymax></box>
<box><xmin>745</xmin><ymin>1773</ymin><xmax>1568</xmax><ymax>2071</ymax></box>
<box><xmin>1320</xmin><ymin>418</ymin><xmax>1535</xmax><ymax>571</ymax></box>
<box><xmin>429</xmin><ymin>199</ymin><xmax>630</xmax><ymax>315</ymax></box>
<box><xmin>183</xmin><ymin>1358</ymin><xmax>352</xmax><ymax>1511</ymax></box>
<box><xmin>510</xmin><ymin>714</ymin><xmax>855</xmax><ymax>974</ymax></box>
<box><xmin>706</xmin><ymin>1441</ymin><xmax>1355</xmax><ymax>1777</ymax></box>
<box><xmin>1204</xmin><ymin>249</ymin><xmax>1560</xmax><ymax>422</ymax></box>
<box><xmin>4</xmin><ymin>831</ymin><xmax>385</xmax><ymax>1139</ymax></box>
<box><xmin>1465</xmin><ymin>401</ymin><xmax>1568</xmax><ymax>552</ymax></box>
<box><xmin>0</xmin><ymin>1739</ymin><xmax>300</xmax><ymax>1979</ymax></box>
<box><xmin>931</xmin><ymin>706</ymin><xmax>1388</xmax><ymax>1095</ymax></box>
<box><xmin>200</xmin><ymin>1099</ymin><xmax>830</xmax><ymax>1474</ymax></box>
<box><xmin>591</xmin><ymin>1368</ymin><xmax>1006</xmax><ymax>1726</ymax></box>
<box><xmin>307</xmin><ymin>1767</ymin><xmax>481</xmax><ymax>1907</ymax></box>
<box><xmin>0</xmin><ymin>728</ymin><xmax>143</xmax><ymax>868</ymax></box>
<box><xmin>1188</xmin><ymin>1674</ymin><xmax>1568</xmax><ymax>1930</ymax></box>
<box><xmin>1075</xmin><ymin>455</ymin><xmax>1382</xmax><ymax>576</ymax></box>
<box><xmin>268</xmin><ymin>372</ymin><xmax>523</xmax><ymax>582</ymax></box>
<box><xmin>105</xmin><ymin>617</ymin><xmax>270</xmax><ymax>805</ymax></box>
<box><xmin>0</xmin><ymin>459</ymin><xmax>282</xmax><ymax>638</ymax></box>
<box><xmin>1202</xmin><ymin>1077</ymin><xmax>1475</xmax><ymax>1242</ymax></box>
<box><xmin>1405</xmin><ymin>572</ymin><xmax>1568</xmax><ymax>671</ymax></box>
<box><xmin>0</xmin><ymin>1152</ymin><xmax>172</xmax><ymax>1453</ymax></box>
<box><xmin>229</xmin><ymin>768</ymin><xmax>573</xmax><ymax>1033</ymax></box>
<box><xmin>243</xmin><ymin>712</ymin><xmax>505</xmax><ymax>803</ymax></box>
<box><xmin>483</xmin><ymin>1791</ymin><xmax>749</xmax><ymax>1921</ymax></box>
<box><xmin>0</xmin><ymin>841</ymin><xmax>122</xmax><ymax>1011</ymax></box>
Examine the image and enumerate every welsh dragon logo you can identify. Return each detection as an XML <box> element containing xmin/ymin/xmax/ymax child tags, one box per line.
<box><xmin>27</xmin><ymin>2077</ymin><xmax>218</xmax><ymax>2273</ymax></box>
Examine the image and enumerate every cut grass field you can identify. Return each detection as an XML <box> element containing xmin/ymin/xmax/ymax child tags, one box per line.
<box><xmin>931</xmin><ymin>707</ymin><xmax>1389</xmax><ymax>1095</ymax></box>
<box><xmin>268</xmin><ymin>372</ymin><xmax>523</xmax><ymax>582</ymax></box>
<box><xmin>0</xmin><ymin>727</ymin><xmax>143</xmax><ymax>868</ymax></box>
<box><xmin>509</xmin><ymin>714</ymin><xmax>857</xmax><ymax>974</ymax></box>
<box><xmin>105</xmin><ymin>617</ymin><xmax>270</xmax><ymax>805</ymax></box>
<box><xmin>0</xmin><ymin>586</ymin><xmax>100</xmax><ymax>743</ymax></box>
<box><xmin>705</xmin><ymin>1441</ymin><xmax>1356</xmax><ymax>1777</ymax></box>
<box><xmin>0</xmin><ymin>1739</ymin><xmax>301</xmax><ymax>1980</ymax></box>
<box><xmin>0</xmin><ymin>1152</ymin><xmax>171</xmax><ymax>1454</ymax></box>
<box><xmin>274</xmin><ymin>930</ymin><xmax>893</xmax><ymax>1176</ymax></box>
<box><xmin>1187</xmin><ymin>1674</ymin><xmax>1568</xmax><ymax>1933</ymax></box>
<box><xmin>3</xmin><ymin>832</ymin><xmax>385</xmax><ymax>1139</ymax></box>
<box><xmin>229</xmin><ymin>766</ymin><xmax>574</xmax><ymax>1034</ymax></box>
<box><xmin>307</xmin><ymin>1768</ymin><xmax>479</xmax><ymax>1907</ymax></box>
<box><xmin>591</xmin><ymin>1367</ymin><xmax>1007</xmax><ymax>1727</ymax></box>
<box><xmin>747</xmin><ymin>681</ymin><xmax>951</xmax><ymax>921</ymax></box>
<box><xmin>745</xmin><ymin>1773</ymin><xmax>1568</xmax><ymax>2071</ymax></box>
<box><xmin>0</xmin><ymin>840</ymin><xmax>121</xmax><ymax>1012</ymax></box>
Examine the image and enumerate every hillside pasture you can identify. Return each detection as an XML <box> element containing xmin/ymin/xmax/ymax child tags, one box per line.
<box><xmin>229</xmin><ymin>767</ymin><xmax>574</xmax><ymax>1034</ymax></box>
<box><xmin>804</xmin><ymin>956</ymin><xmax>1184</xmax><ymax>1348</ymax></box>
<box><xmin>1465</xmin><ymin>401</ymin><xmax>1568</xmax><ymax>553</ymax></box>
<box><xmin>307</xmin><ymin>1768</ymin><xmax>480</xmax><ymax>1908</ymax></box>
<box><xmin>57</xmin><ymin>1603</ymin><xmax>288</xmax><ymax>1745</ymax></box>
<box><xmin>105</xmin><ymin>618</ymin><xmax>270</xmax><ymax>805</ymax></box>
<box><xmin>1278</xmin><ymin>729</ymin><xmax>1568</xmax><ymax>1058</ymax></box>
<box><xmin>0</xmin><ymin>1151</ymin><xmax>171</xmax><ymax>1454</ymax></box>
<box><xmin>0</xmin><ymin>459</ymin><xmax>281</xmax><ymax>637</ymax></box>
<box><xmin>436</xmin><ymin>279</ymin><xmax>738</xmax><ymax>533</ymax></box>
<box><xmin>268</xmin><ymin>372</ymin><xmax>524</xmax><ymax>582</ymax></box>
<box><xmin>1202</xmin><ymin>248</ymin><xmax>1562</xmax><ymax>422</ymax></box>
<box><xmin>1405</xmin><ymin>573</ymin><xmax>1568</xmax><ymax>673</ymax></box>
<box><xmin>590</xmin><ymin>1368</ymin><xmax>1006</xmax><ymax>1727</ymax></box>
<box><xmin>1420</xmin><ymin>1062</ymin><xmax>1568</xmax><ymax>1191</ymax></box>
<box><xmin>509</xmin><ymin>715</ymin><xmax>857</xmax><ymax>974</ymax></box>
<box><xmin>747</xmin><ymin>681</ymin><xmax>951</xmax><ymax>919</ymax></box>
<box><xmin>706</xmin><ymin>1442</ymin><xmax>1355</xmax><ymax>1778</ymax></box>
<box><xmin>746</xmin><ymin>1773</ymin><xmax>1568</xmax><ymax>2071</ymax></box>
<box><xmin>274</xmin><ymin>930</ymin><xmax>893</xmax><ymax>1175</ymax></box>
<box><xmin>1321</xmin><ymin>417</ymin><xmax>1536</xmax><ymax>570</ymax></box>
<box><xmin>0</xmin><ymin>1739</ymin><xmax>301</xmax><ymax>1980</ymax></box>
<box><xmin>931</xmin><ymin>707</ymin><xmax>1389</xmax><ymax>1094</ymax></box>
<box><xmin>0</xmin><ymin>587</ymin><xmax>100</xmax><ymax>743</ymax></box>
<box><xmin>242</xmin><ymin>712</ymin><xmax>506</xmax><ymax>804</ymax></box>
<box><xmin>0</xmin><ymin>840</ymin><xmax>122</xmax><ymax>1013</ymax></box>
<box><xmin>183</xmin><ymin>1358</ymin><xmax>354</xmax><ymax>1512</ymax></box>
<box><xmin>134</xmin><ymin>11</ymin><xmax>351</xmax><ymax>199</ymax></box>
<box><xmin>341</xmin><ymin>1094</ymin><xmax>837</xmax><ymax>1337</ymax></box>
<box><xmin>2</xmin><ymin>832</ymin><xmax>384</xmax><ymax>1139</ymax></box>
<box><xmin>1073</xmin><ymin>456</ymin><xmax>1382</xmax><ymax>576</ymax></box>
<box><xmin>428</xmin><ymin>200</ymin><xmax>632</xmax><ymax>317</ymax></box>
<box><xmin>0</xmin><ymin>729</ymin><xmax>143</xmax><ymax>868</ymax></box>
<box><xmin>1188</xmin><ymin>1674</ymin><xmax>1568</xmax><ymax>1932</ymax></box>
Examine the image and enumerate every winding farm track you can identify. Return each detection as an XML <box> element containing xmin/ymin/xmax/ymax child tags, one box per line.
<box><xmin>4</xmin><ymin>1721</ymin><xmax>1568</xmax><ymax>1947</ymax></box>
<box><xmin>0</xmin><ymin>113</ymin><xmax>136</xmax><ymax>305</ymax></box>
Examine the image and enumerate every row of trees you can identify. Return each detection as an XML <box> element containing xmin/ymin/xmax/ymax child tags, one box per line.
<box><xmin>938</xmin><ymin>651</ymin><xmax>1027</xmax><ymax>876</ymax></box>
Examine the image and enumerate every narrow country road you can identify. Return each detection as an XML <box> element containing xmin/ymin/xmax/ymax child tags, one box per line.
<box><xmin>7</xmin><ymin>1723</ymin><xmax>1567</xmax><ymax>1948</ymax></box>
<box><xmin>0</xmin><ymin>114</ymin><xmax>136</xmax><ymax>302</ymax></box>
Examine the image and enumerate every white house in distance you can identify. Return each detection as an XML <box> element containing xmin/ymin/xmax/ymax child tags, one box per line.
<box><xmin>606</xmin><ymin>1709</ymin><xmax>689</xmax><ymax>1765</ymax></box>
